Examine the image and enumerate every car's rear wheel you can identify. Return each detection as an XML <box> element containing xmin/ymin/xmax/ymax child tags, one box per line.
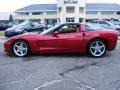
<box><xmin>88</xmin><ymin>39</ymin><xmax>107</xmax><ymax>57</ymax></box>
<box><xmin>12</xmin><ymin>40</ymin><xmax>30</xmax><ymax>57</ymax></box>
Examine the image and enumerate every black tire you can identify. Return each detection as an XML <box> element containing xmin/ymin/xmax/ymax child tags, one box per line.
<box><xmin>88</xmin><ymin>39</ymin><xmax>107</xmax><ymax>58</ymax></box>
<box><xmin>12</xmin><ymin>40</ymin><xmax>31</xmax><ymax>57</ymax></box>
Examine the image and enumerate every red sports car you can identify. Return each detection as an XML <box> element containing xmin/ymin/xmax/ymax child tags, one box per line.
<box><xmin>4</xmin><ymin>23</ymin><xmax>118</xmax><ymax>57</ymax></box>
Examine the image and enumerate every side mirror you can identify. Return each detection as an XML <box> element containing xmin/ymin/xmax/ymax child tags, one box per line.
<box><xmin>52</xmin><ymin>33</ymin><xmax>58</xmax><ymax>37</ymax></box>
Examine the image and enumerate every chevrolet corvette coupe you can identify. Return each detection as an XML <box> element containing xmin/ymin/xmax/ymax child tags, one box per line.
<box><xmin>4</xmin><ymin>23</ymin><xmax>118</xmax><ymax>57</ymax></box>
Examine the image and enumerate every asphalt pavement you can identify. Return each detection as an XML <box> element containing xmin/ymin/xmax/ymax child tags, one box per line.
<box><xmin>0</xmin><ymin>40</ymin><xmax>120</xmax><ymax>90</ymax></box>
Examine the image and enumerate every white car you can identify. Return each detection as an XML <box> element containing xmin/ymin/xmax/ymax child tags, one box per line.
<box><xmin>89</xmin><ymin>20</ymin><xmax>120</xmax><ymax>35</ymax></box>
<box><xmin>111</xmin><ymin>19</ymin><xmax>120</xmax><ymax>26</ymax></box>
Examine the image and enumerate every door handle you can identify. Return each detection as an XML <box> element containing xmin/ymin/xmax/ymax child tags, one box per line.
<box><xmin>83</xmin><ymin>33</ymin><xmax>85</xmax><ymax>36</ymax></box>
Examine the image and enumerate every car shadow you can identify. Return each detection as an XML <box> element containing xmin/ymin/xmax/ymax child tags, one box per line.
<box><xmin>22</xmin><ymin>52</ymin><xmax>112</xmax><ymax>61</ymax></box>
<box><xmin>22</xmin><ymin>53</ymin><xmax>86</xmax><ymax>61</ymax></box>
<box><xmin>3</xmin><ymin>51</ymin><xmax>113</xmax><ymax>61</ymax></box>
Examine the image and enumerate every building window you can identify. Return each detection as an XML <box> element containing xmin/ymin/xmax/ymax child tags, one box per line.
<box><xmin>32</xmin><ymin>12</ymin><xmax>43</xmax><ymax>15</ymax></box>
<box><xmin>46</xmin><ymin>11</ymin><xmax>57</xmax><ymax>15</ymax></box>
<box><xmin>45</xmin><ymin>19</ymin><xmax>57</xmax><ymax>25</ymax></box>
<box><xmin>117</xmin><ymin>11</ymin><xmax>120</xmax><ymax>15</ymax></box>
<box><xmin>101</xmin><ymin>11</ymin><xmax>113</xmax><ymax>15</ymax></box>
<box><xmin>86</xmin><ymin>19</ymin><xmax>97</xmax><ymax>22</ymax></box>
<box><xmin>86</xmin><ymin>11</ymin><xmax>97</xmax><ymax>15</ymax></box>
<box><xmin>66</xmin><ymin>6</ymin><xmax>75</xmax><ymax>13</ymax></box>
<box><xmin>66</xmin><ymin>18</ymin><xmax>75</xmax><ymax>22</ymax></box>
<box><xmin>17</xmin><ymin>12</ymin><xmax>29</xmax><ymax>15</ymax></box>
<box><xmin>103</xmin><ymin>19</ymin><xmax>110</xmax><ymax>21</ymax></box>
<box><xmin>79</xmin><ymin>7</ymin><xmax>84</xmax><ymax>13</ymax></box>
<box><xmin>79</xmin><ymin>18</ymin><xmax>83</xmax><ymax>22</ymax></box>
<box><xmin>30</xmin><ymin>19</ymin><xmax>41</xmax><ymax>22</ymax></box>
<box><xmin>58</xmin><ymin>7</ymin><xmax>62</xmax><ymax>14</ymax></box>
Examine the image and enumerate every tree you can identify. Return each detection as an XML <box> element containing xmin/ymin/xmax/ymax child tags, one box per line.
<box><xmin>9</xmin><ymin>14</ymin><xmax>14</xmax><ymax>22</ymax></box>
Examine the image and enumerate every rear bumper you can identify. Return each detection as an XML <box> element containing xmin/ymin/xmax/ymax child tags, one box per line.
<box><xmin>108</xmin><ymin>36</ymin><xmax>118</xmax><ymax>51</ymax></box>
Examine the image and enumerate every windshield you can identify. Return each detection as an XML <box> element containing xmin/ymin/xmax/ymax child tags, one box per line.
<box><xmin>18</xmin><ymin>21</ymin><xmax>31</xmax><ymax>27</ymax></box>
<box><xmin>40</xmin><ymin>23</ymin><xmax>62</xmax><ymax>35</ymax></box>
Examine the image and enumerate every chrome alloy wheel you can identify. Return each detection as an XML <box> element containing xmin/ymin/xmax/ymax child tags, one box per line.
<box><xmin>13</xmin><ymin>41</ymin><xmax>28</xmax><ymax>57</ymax></box>
<box><xmin>90</xmin><ymin>40</ymin><xmax>106</xmax><ymax>57</ymax></box>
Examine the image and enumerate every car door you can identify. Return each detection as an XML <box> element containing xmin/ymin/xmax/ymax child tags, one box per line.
<box><xmin>39</xmin><ymin>24</ymin><xmax>84</xmax><ymax>53</ymax></box>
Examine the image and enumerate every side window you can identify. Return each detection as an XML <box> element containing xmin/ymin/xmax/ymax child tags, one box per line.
<box><xmin>58</xmin><ymin>24</ymin><xmax>80</xmax><ymax>34</ymax></box>
<box><xmin>100</xmin><ymin>21</ymin><xmax>109</xmax><ymax>26</ymax></box>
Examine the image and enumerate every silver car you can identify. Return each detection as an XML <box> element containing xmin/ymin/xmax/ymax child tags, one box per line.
<box><xmin>89</xmin><ymin>20</ymin><xmax>120</xmax><ymax>35</ymax></box>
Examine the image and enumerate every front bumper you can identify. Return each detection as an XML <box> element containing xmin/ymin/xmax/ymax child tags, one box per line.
<box><xmin>5</xmin><ymin>31</ymin><xmax>23</xmax><ymax>37</ymax></box>
<box><xmin>4</xmin><ymin>40</ymin><xmax>12</xmax><ymax>53</ymax></box>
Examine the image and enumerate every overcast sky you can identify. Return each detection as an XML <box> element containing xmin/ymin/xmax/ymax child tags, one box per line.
<box><xmin>0</xmin><ymin>0</ymin><xmax>120</xmax><ymax>12</ymax></box>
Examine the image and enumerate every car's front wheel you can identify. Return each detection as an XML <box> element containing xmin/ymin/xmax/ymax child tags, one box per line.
<box><xmin>88</xmin><ymin>39</ymin><xmax>107</xmax><ymax>57</ymax></box>
<box><xmin>12</xmin><ymin>40</ymin><xmax>30</xmax><ymax>57</ymax></box>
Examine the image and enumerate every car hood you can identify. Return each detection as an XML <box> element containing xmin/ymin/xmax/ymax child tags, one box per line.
<box><xmin>6</xmin><ymin>25</ymin><xmax>25</xmax><ymax>31</ymax></box>
<box><xmin>11</xmin><ymin>32</ymin><xmax>40</xmax><ymax>39</ymax></box>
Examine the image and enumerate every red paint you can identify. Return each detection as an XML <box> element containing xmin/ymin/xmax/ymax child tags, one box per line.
<box><xmin>4</xmin><ymin>24</ymin><xmax>118</xmax><ymax>54</ymax></box>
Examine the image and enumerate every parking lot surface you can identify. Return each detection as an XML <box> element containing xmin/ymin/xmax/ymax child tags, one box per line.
<box><xmin>0</xmin><ymin>40</ymin><xmax>120</xmax><ymax>90</ymax></box>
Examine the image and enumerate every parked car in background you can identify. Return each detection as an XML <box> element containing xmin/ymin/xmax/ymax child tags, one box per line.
<box><xmin>0</xmin><ymin>24</ymin><xmax>1</xmax><ymax>29</ymax></box>
<box><xmin>47</xmin><ymin>24</ymin><xmax>54</xmax><ymax>29</ymax></box>
<box><xmin>110</xmin><ymin>19</ymin><xmax>120</xmax><ymax>26</ymax></box>
<box><xmin>4</xmin><ymin>23</ymin><xmax>118</xmax><ymax>57</ymax></box>
<box><xmin>4</xmin><ymin>21</ymin><xmax>46</xmax><ymax>37</ymax></box>
<box><xmin>0</xmin><ymin>22</ymin><xmax>13</xmax><ymax>31</ymax></box>
<box><xmin>89</xmin><ymin>20</ymin><xmax>120</xmax><ymax>35</ymax></box>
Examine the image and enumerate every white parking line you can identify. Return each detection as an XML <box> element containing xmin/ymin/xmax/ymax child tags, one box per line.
<box><xmin>33</xmin><ymin>79</ymin><xmax>96</xmax><ymax>90</ymax></box>
<box><xmin>34</xmin><ymin>79</ymin><xmax>62</xmax><ymax>90</ymax></box>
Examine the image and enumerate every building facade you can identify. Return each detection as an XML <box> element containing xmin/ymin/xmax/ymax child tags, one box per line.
<box><xmin>14</xmin><ymin>0</ymin><xmax>120</xmax><ymax>24</ymax></box>
<box><xmin>57</xmin><ymin>0</ymin><xmax>85</xmax><ymax>23</ymax></box>
<box><xmin>15</xmin><ymin>0</ymin><xmax>85</xmax><ymax>24</ymax></box>
<box><xmin>86</xmin><ymin>3</ymin><xmax>120</xmax><ymax>22</ymax></box>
